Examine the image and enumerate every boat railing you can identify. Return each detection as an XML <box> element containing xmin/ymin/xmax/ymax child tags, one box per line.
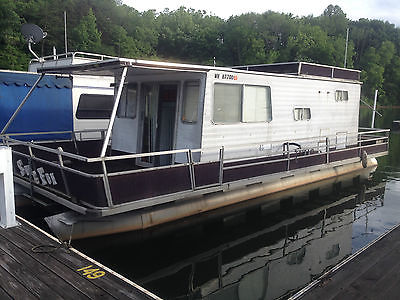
<box><xmin>29</xmin><ymin>51</ymin><xmax>117</xmax><ymax>64</ymax></box>
<box><xmin>1</xmin><ymin>128</ymin><xmax>389</xmax><ymax>165</ymax></box>
<box><xmin>0</xmin><ymin>128</ymin><xmax>389</xmax><ymax>214</ymax></box>
<box><xmin>1</xmin><ymin>128</ymin><xmax>390</xmax><ymax>175</ymax></box>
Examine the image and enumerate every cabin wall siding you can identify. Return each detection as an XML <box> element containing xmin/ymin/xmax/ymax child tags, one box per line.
<box><xmin>72</xmin><ymin>75</ymin><xmax>114</xmax><ymax>135</ymax></box>
<box><xmin>200</xmin><ymin>71</ymin><xmax>360</xmax><ymax>161</ymax></box>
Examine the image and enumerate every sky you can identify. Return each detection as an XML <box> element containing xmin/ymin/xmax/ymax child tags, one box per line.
<box><xmin>123</xmin><ymin>0</ymin><xmax>400</xmax><ymax>27</ymax></box>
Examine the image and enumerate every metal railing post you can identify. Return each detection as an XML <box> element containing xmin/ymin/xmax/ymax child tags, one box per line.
<box><xmin>386</xmin><ymin>130</ymin><xmax>390</xmax><ymax>152</ymax></box>
<box><xmin>326</xmin><ymin>137</ymin><xmax>330</xmax><ymax>164</ymax></box>
<box><xmin>219</xmin><ymin>146</ymin><xmax>224</xmax><ymax>186</ymax></box>
<box><xmin>100</xmin><ymin>66</ymin><xmax>128</xmax><ymax>157</ymax></box>
<box><xmin>101</xmin><ymin>159</ymin><xmax>114</xmax><ymax>207</ymax></box>
<box><xmin>27</xmin><ymin>145</ymin><xmax>35</xmax><ymax>195</ymax></box>
<box><xmin>72</xmin><ymin>133</ymin><xmax>79</xmax><ymax>155</ymax></box>
<box><xmin>187</xmin><ymin>150</ymin><xmax>196</xmax><ymax>191</ymax></box>
<box><xmin>57</xmin><ymin>147</ymin><xmax>71</xmax><ymax>197</ymax></box>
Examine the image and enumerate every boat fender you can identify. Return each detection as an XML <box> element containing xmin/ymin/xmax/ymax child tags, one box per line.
<box><xmin>361</xmin><ymin>150</ymin><xmax>368</xmax><ymax>168</ymax></box>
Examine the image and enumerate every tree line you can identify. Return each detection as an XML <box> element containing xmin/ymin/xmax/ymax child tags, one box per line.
<box><xmin>1</xmin><ymin>0</ymin><xmax>400</xmax><ymax>104</ymax></box>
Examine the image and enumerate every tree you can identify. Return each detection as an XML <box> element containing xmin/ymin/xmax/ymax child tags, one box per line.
<box><xmin>2</xmin><ymin>0</ymin><xmax>400</xmax><ymax>106</ymax></box>
<box><xmin>0</xmin><ymin>0</ymin><xmax>30</xmax><ymax>70</ymax></box>
<box><xmin>318</xmin><ymin>5</ymin><xmax>348</xmax><ymax>37</ymax></box>
<box><xmin>360</xmin><ymin>47</ymin><xmax>384</xmax><ymax>100</ymax></box>
<box><xmin>383</xmin><ymin>55</ymin><xmax>400</xmax><ymax>105</ymax></box>
<box><xmin>222</xmin><ymin>13</ymin><xmax>267</xmax><ymax>65</ymax></box>
<box><xmin>71</xmin><ymin>8</ymin><xmax>102</xmax><ymax>52</ymax></box>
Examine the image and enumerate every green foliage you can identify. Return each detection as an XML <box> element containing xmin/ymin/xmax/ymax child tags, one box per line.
<box><xmin>0</xmin><ymin>0</ymin><xmax>30</xmax><ymax>70</ymax></box>
<box><xmin>2</xmin><ymin>1</ymin><xmax>400</xmax><ymax>104</ymax></box>
<box><xmin>71</xmin><ymin>8</ymin><xmax>102</xmax><ymax>52</ymax></box>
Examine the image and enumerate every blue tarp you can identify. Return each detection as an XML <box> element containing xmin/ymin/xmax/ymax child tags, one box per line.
<box><xmin>0</xmin><ymin>71</ymin><xmax>73</xmax><ymax>140</ymax></box>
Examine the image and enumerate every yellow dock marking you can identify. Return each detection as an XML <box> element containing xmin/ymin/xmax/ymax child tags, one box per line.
<box><xmin>77</xmin><ymin>265</ymin><xmax>106</xmax><ymax>279</ymax></box>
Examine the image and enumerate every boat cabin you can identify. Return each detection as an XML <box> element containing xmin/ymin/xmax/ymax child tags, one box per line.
<box><xmin>1</xmin><ymin>57</ymin><xmax>389</xmax><ymax>239</ymax></box>
<box><xmin>41</xmin><ymin>59</ymin><xmax>362</xmax><ymax>164</ymax></box>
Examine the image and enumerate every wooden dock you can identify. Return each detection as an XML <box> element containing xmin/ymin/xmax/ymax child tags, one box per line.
<box><xmin>0</xmin><ymin>216</ymin><xmax>160</xmax><ymax>300</ymax></box>
<box><xmin>291</xmin><ymin>223</ymin><xmax>400</xmax><ymax>300</ymax></box>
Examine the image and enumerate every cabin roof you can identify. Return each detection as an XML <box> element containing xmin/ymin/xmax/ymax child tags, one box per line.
<box><xmin>0</xmin><ymin>70</ymin><xmax>72</xmax><ymax>89</ymax></box>
<box><xmin>233</xmin><ymin>62</ymin><xmax>361</xmax><ymax>81</ymax></box>
<box><xmin>38</xmin><ymin>57</ymin><xmax>361</xmax><ymax>82</ymax></box>
<box><xmin>38</xmin><ymin>58</ymin><xmax>213</xmax><ymax>77</ymax></box>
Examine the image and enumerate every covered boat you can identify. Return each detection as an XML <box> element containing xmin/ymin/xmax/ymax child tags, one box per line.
<box><xmin>0</xmin><ymin>58</ymin><xmax>389</xmax><ymax>240</ymax></box>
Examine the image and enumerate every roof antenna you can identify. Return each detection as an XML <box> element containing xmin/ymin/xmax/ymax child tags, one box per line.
<box><xmin>21</xmin><ymin>23</ymin><xmax>47</xmax><ymax>62</ymax></box>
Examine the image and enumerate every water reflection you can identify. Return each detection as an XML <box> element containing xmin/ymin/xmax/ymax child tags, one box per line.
<box><xmin>144</xmin><ymin>185</ymin><xmax>387</xmax><ymax>300</ymax></box>
<box><xmin>71</xmin><ymin>109</ymin><xmax>400</xmax><ymax>299</ymax></box>
<box><xmin>73</xmin><ymin>174</ymin><xmax>396</xmax><ymax>300</ymax></box>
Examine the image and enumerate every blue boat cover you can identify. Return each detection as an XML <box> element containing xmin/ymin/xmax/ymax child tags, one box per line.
<box><xmin>0</xmin><ymin>71</ymin><xmax>73</xmax><ymax>140</ymax></box>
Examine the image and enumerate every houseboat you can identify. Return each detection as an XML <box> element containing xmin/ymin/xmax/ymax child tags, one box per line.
<box><xmin>0</xmin><ymin>58</ymin><xmax>389</xmax><ymax>240</ymax></box>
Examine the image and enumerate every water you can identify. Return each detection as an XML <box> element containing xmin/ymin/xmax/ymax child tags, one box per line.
<box><xmin>20</xmin><ymin>107</ymin><xmax>400</xmax><ymax>299</ymax></box>
<box><xmin>67</xmin><ymin>108</ymin><xmax>400</xmax><ymax>299</ymax></box>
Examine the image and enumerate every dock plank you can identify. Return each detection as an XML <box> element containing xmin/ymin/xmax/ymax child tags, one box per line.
<box><xmin>0</xmin><ymin>247</ymin><xmax>62</xmax><ymax>299</ymax></box>
<box><xmin>12</xmin><ymin>219</ymin><xmax>156</xmax><ymax>300</ymax></box>
<box><xmin>0</xmin><ymin>263</ymin><xmax>36</xmax><ymax>300</ymax></box>
<box><xmin>0</xmin><ymin>287</ymin><xmax>13</xmax><ymax>300</ymax></box>
<box><xmin>0</xmin><ymin>227</ymin><xmax>94</xmax><ymax>300</ymax></box>
<box><xmin>9</xmin><ymin>225</ymin><xmax>123</xmax><ymax>299</ymax></box>
<box><xmin>0</xmin><ymin>217</ymin><xmax>158</xmax><ymax>300</ymax></box>
<box><xmin>302</xmin><ymin>224</ymin><xmax>400</xmax><ymax>300</ymax></box>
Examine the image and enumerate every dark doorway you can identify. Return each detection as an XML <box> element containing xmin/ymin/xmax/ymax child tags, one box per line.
<box><xmin>156</xmin><ymin>84</ymin><xmax>178</xmax><ymax>165</ymax></box>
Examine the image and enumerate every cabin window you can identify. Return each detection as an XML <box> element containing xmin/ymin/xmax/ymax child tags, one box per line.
<box><xmin>293</xmin><ymin>108</ymin><xmax>311</xmax><ymax>121</ymax></box>
<box><xmin>335</xmin><ymin>90</ymin><xmax>348</xmax><ymax>101</ymax></box>
<box><xmin>213</xmin><ymin>83</ymin><xmax>241</xmax><ymax>123</ymax></box>
<box><xmin>118</xmin><ymin>84</ymin><xmax>137</xmax><ymax>118</ymax></box>
<box><xmin>242</xmin><ymin>85</ymin><xmax>272</xmax><ymax>122</ymax></box>
<box><xmin>76</xmin><ymin>94</ymin><xmax>114</xmax><ymax>119</ymax></box>
<box><xmin>182</xmin><ymin>81</ymin><xmax>200</xmax><ymax>123</ymax></box>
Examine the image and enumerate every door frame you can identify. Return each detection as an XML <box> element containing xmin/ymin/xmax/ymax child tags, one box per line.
<box><xmin>136</xmin><ymin>81</ymin><xmax>180</xmax><ymax>167</ymax></box>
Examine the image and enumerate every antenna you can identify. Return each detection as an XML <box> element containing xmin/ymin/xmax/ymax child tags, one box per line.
<box><xmin>21</xmin><ymin>23</ymin><xmax>47</xmax><ymax>61</ymax></box>
<box><xmin>344</xmin><ymin>27</ymin><xmax>349</xmax><ymax>68</ymax></box>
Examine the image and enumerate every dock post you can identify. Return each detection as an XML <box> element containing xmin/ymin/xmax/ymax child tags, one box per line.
<box><xmin>0</xmin><ymin>146</ymin><xmax>18</xmax><ymax>228</ymax></box>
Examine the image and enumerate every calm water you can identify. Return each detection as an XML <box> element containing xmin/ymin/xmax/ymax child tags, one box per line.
<box><xmin>19</xmin><ymin>107</ymin><xmax>399</xmax><ymax>299</ymax></box>
<box><xmin>68</xmin><ymin>108</ymin><xmax>400</xmax><ymax>299</ymax></box>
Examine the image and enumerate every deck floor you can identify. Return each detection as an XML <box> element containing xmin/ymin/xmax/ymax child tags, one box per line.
<box><xmin>301</xmin><ymin>224</ymin><xmax>400</xmax><ymax>300</ymax></box>
<box><xmin>0</xmin><ymin>217</ymin><xmax>158</xmax><ymax>300</ymax></box>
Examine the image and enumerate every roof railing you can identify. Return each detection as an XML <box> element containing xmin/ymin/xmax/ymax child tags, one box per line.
<box><xmin>29</xmin><ymin>51</ymin><xmax>117</xmax><ymax>64</ymax></box>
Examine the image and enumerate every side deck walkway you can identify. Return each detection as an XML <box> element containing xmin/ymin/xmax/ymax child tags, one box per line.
<box><xmin>0</xmin><ymin>216</ymin><xmax>160</xmax><ymax>300</ymax></box>
<box><xmin>294</xmin><ymin>223</ymin><xmax>400</xmax><ymax>300</ymax></box>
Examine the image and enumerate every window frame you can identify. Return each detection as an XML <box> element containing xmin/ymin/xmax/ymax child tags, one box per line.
<box><xmin>75</xmin><ymin>93</ymin><xmax>114</xmax><ymax>120</ymax></box>
<box><xmin>117</xmin><ymin>83</ymin><xmax>138</xmax><ymax>119</ymax></box>
<box><xmin>212</xmin><ymin>82</ymin><xmax>273</xmax><ymax>124</ymax></box>
<box><xmin>181</xmin><ymin>80</ymin><xmax>200</xmax><ymax>124</ymax></box>
<box><xmin>242</xmin><ymin>84</ymin><xmax>272</xmax><ymax>123</ymax></box>
<box><xmin>335</xmin><ymin>90</ymin><xmax>349</xmax><ymax>101</ymax></box>
<box><xmin>212</xmin><ymin>82</ymin><xmax>242</xmax><ymax>124</ymax></box>
<box><xmin>293</xmin><ymin>107</ymin><xmax>311</xmax><ymax>121</ymax></box>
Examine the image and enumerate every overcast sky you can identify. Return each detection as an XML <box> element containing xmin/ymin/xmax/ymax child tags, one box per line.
<box><xmin>123</xmin><ymin>0</ymin><xmax>400</xmax><ymax>27</ymax></box>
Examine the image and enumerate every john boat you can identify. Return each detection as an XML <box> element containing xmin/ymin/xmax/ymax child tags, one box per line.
<box><xmin>0</xmin><ymin>56</ymin><xmax>389</xmax><ymax>240</ymax></box>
